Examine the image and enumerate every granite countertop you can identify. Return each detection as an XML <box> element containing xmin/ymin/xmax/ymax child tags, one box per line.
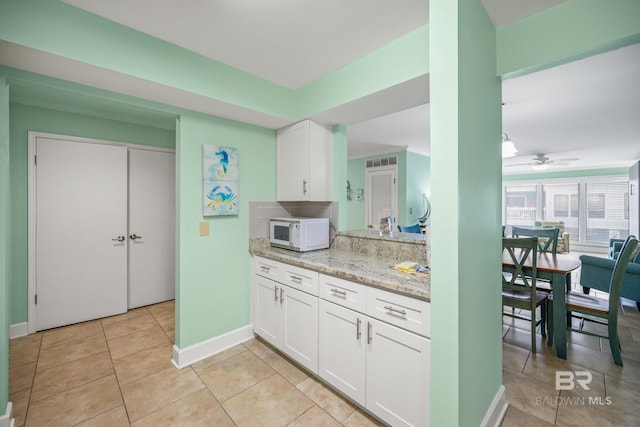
<box><xmin>251</xmin><ymin>244</ymin><xmax>430</xmax><ymax>302</ymax></box>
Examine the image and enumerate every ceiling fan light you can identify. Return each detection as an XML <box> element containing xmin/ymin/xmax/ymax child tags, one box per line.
<box><xmin>531</xmin><ymin>163</ymin><xmax>550</xmax><ymax>171</ymax></box>
<box><xmin>502</xmin><ymin>139</ymin><xmax>518</xmax><ymax>158</ymax></box>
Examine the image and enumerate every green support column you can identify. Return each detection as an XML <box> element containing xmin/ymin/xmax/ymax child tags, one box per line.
<box><xmin>333</xmin><ymin>124</ymin><xmax>348</xmax><ymax>231</ymax></box>
<box><xmin>0</xmin><ymin>76</ymin><xmax>11</xmax><ymax>416</ymax></box>
<box><xmin>429</xmin><ymin>1</ymin><xmax>504</xmax><ymax>426</ymax></box>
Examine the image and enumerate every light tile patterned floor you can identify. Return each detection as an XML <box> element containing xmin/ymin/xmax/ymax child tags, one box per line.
<box><xmin>9</xmin><ymin>296</ymin><xmax>640</xmax><ymax>426</ymax></box>
<box><xmin>501</xmin><ymin>298</ymin><xmax>640</xmax><ymax>426</ymax></box>
<box><xmin>8</xmin><ymin>300</ymin><xmax>384</xmax><ymax>427</ymax></box>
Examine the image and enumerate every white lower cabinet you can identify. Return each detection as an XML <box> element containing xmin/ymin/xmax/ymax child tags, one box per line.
<box><xmin>318</xmin><ymin>299</ymin><xmax>367</xmax><ymax>404</ymax></box>
<box><xmin>366</xmin><ymin>318</ymin><xmax>430</xmax><ymax>427</ymax></box>
<box><xmin>319</xmin><ymin>299</ymin><xmax>430</xmax><ymax>427</ymax></box>
<box><xmin>253</xmin><ymin>258</ymin><xmax>319</xmax><ymax>374</ymax></box>
<box><xmin>253</xmin><ymin>258</ymin><xmax>430</xmax><ymax>426</ymax></box>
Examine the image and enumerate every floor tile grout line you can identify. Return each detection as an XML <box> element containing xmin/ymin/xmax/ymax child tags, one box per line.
<box><xmin>101</xmin><ymin>317</ymin><xmax>134</xmax><ymax>426</ymax></box>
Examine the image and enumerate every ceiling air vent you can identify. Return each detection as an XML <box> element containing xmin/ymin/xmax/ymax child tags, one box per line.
<box><xmin>366</xmin><ymin>155</ymin><xmax>397</xmax><ymax>168</ymax></box>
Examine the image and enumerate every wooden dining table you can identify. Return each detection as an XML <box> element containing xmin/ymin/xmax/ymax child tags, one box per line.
<box><xmin>502</xmin><ymin>251</ymin><xmax>582</xmax><ymax>359</ymax></box>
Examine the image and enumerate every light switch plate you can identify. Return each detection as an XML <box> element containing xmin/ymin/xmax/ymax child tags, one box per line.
<box><xmin>199</xmin><ymin>221</ymin><xmax>210</xmax><ymax>236</ymax></box>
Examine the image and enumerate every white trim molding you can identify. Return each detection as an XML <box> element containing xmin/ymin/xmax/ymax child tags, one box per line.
<box><xmin>0</xmin><ymin>402</ymin><xmax>14</xmax><ymax>427</ymax></box>
<box><xmin>9</xmin><ymin>323</ymin><xmax>28</xmax><ymax>339</ymax></box>
<box><xmin>480</xmin><ymin>385</ymin><xmax>508</xmax><ymax>427</ymax></box>
<box><xmin>171</xmin><ymin>325</ymin><xmax>254</xmax><ymax>369</ymax></box>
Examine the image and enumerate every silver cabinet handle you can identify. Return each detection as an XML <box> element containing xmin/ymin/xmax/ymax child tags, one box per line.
<box><xmin>356</xmin><ymin>318</ymin><xmax>362</xmax><ymax>340</ymax></box>
<box><xmin>280</xmin><ymin>287</ymin><xmax>284</xmax><ymax>304</ymax></box>
<box><xmin>129</xmin><ymin>233</ymin><xmax>142</xmax><ymax>240</ymax></box>
<box><xmin>330</xmin><ymin>288</ymin><xmax>347</xmax><ymax>297</ymax></box>
<box><xmin>112</xmin><ymin>236</ymin><xmax>125</xmax><ymax>242</ymax></box>
<box><xmin>290</xmin><ymin>275</ymin><xmax>302</xmax><ymax>283</ymax></box>
<box><xmin>260</xmin><ymin>265</ymin><xmax>271</xmax><ymax>272</ymax></box>
<box><xmin>384</xmin><ymin>305</ymin><xmax>407</xmax><ymax>316</ymax></box>
<box><xmin>303</xmin><ymin>179</ymin><xmax>308</xmax><ymax>195</ymax></box>
<box><xmin>367</xmin><ymin>322</ymin><xmax>372</xmax><ymax>344</ymax></box>
<box><xmin>274</xmin><ymin>286</ymin><xmax>278</xmax><ymax>302</ymax></box>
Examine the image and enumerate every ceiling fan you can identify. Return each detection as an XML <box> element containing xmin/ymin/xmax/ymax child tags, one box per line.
<box><xmin>505</xmin><ymin>154</ymin><xmax>579</xmax><ymax>170</ymax></box>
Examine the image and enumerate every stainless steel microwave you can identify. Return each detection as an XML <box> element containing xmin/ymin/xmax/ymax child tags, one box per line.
<box><xmin>269</xmin><ymin>217</ymin><xmax>329</xmax><ymax>252</ymax></box>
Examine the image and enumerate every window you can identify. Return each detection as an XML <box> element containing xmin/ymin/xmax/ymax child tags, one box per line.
<box><xmin>504</xmin><ymin>184</ymin><xmax>537</xmax><ymax>228</ymax></box>
<box><xmin>503</xmin><ymin>176</ymin><xmax>629</xmax><ymax>246</ymax></box>
<box><xmin>585</xmin><ymin>182</ymin><xmax>629</xmax><ymax>243</ymax></box>
<box><xmin>587</xmin><ymin>193</ymin><xmax>605</xmax><ymax>219</ymax></box>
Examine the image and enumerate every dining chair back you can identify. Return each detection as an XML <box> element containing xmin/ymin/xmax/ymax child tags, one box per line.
<box><xmin>549</xmin><ymin>236</ymin><xmax>638</xmax><ymax>366</ymax></box>
<box><xmin>512</xmin><ymin>226</ymin><xmax>560</xmax><ymax>254</ymax></box>
<box><xmin>502</xmin><ymin>236</ymin><xmax>549</xmax><ymax>353</ymax></box>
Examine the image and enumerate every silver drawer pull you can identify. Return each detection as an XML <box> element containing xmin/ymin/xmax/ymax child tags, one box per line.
<box><xmin>274</xmin><ymin>286</ymin><xmax>278</xmax><ymax>302</ymax></box>
<box><xmin>384</xmin><ymin>305</ymin><xmax>407</xmax><ymax>316</ymax></box>
<box><xmin>260</xmin><ymin>265</ymin><xmax>271</xmax><ymax>272</ymax></box>
<box><xmin>356</xmin><ymin>318</ymin><xmax>362</xmax><ymax>340</ymax></box>
<box><xmin>330</xmin><ymin>288</ymin><xmax>347</xmax><ymax>296</ymax></box>
<box><xmin>280</xmin><ymin>287</ymin><xmax>284</xmax><ymax>303</ymax></box>
<box><xmin>290</xmin><ymin>275</ymin><xmax>303</xmax><ymax>283</ymax></box>
<box><xmin>367</xmin><ymin>322</ymin><xmax>372</xmax><ymax>344</ymax></box>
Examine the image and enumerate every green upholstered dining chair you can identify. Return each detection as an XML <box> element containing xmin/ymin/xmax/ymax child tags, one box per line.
<box><xmin>548</xmin><ymin>236</ymin><xmax>639</xmax><ymax>366</ymax></box>
<box><xmin>512</xmin><ymin>226</ymin><xmax>560</xmax><ymax>254</ymax></box>
<box><xmin>502</xmin><ymin>237</ymin><xmax>549</xmax><ymax>353</ymax></box>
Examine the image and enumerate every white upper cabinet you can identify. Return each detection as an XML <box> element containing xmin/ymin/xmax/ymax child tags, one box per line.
<box><xmin>276</xmin><ymin>119</ymin><xmax>333</xmax><ymax>201</ymax></box>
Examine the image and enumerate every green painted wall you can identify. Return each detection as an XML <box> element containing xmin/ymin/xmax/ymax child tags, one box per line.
<box><xmin>1</xmin><ymin>76</ymin><xmax>10</xmax><ymax>413</ymax></box>
<box><xmin>8</xmin><ymin>103</ymin><xmax>176</xmax><ymax>324</ymax></box>
<box><xmin>332</xmin><ymin>125</ymin><xmax>348</xmax><ymax>231</ymax></box>
<box><xmin>404</xmin><ymin>151</ymin><xmax>431</xmax><ymax>226</ymax></box>
<box><xmin>429</xmin><ymin>1</ymin><xmax>502</xmax><ymax>426</ymax></box>
<box><xmin>175</xmin><ymin>113</ymin><xmax>275</xmax><ymax>348</ymax></box>
<box><xmin>497</xmin><ymin>0</ymin><xmax>640</xmax><ymax>79</ymax></box>
<box><xmin>346</xmin><ymin>158</ymin><xmax>366</xmax><ymax>230</ymax></box>
<box><xmin>346</xmin><ymin>151</ymin><xmax>430</xmax><ymax>231</ymax></box>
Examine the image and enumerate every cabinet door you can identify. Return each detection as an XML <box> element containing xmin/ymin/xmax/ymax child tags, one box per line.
<box><xmin>277</xmin><ymin>121</ymin><xmax>310</xmax><ymax>201</ymax></box>
<box><xmin>366</xmin><ymin>318</ymin><xmax>430</xmax><ymax>427</ymax></box>
<box><xmin>318</xmin><ymin>300</ymin><xmax>366</xmax><ymax>405</ymax></box>
<box><xmin>281</xmin><ymin>285</ymin><xmax>319</xmax><ymax>373</ymax></box>
<box><xmin>253</xmin><ymin>275</ymin><xmax>281</xmax><ymax>347</ymax></box>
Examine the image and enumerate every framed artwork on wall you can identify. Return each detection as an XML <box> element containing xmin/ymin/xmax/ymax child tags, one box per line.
<box><xmin>203</xmin><ymin>144</ymin><xmax>239</xmax><ymax>216</ymax></box>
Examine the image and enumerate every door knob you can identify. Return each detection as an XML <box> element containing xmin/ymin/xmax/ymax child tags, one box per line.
<box><xmin>129</xmin><ymin>234</ymin><xmax>143</xmax><ymax>240</ymax></box>
<box><xmin>112</xmin><ymin>236</ymin><xmax>125</xmax><ymax>242</ymax></box>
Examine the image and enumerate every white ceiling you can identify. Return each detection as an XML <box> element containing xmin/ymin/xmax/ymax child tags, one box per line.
<box><xmin>23</xmin><ymin>0</ymin><xmax>639</xmax><ymax>173</ymax></box>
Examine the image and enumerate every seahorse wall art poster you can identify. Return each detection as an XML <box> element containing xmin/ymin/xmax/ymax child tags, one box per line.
<box><xmin>203</xmin><ymin>144</ymin><xmax>239</xmax><ymax>216</ymax></box>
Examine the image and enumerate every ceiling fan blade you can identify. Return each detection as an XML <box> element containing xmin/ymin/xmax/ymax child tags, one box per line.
<box><xmin>504</xmin><ymin>162</ymin><xmax>534</xmax><ymax>167</ymax></box>
<box><xmin>552</xmin><ymin>157</ymin><xmax>579</xmax><ymax>162</ymax></box>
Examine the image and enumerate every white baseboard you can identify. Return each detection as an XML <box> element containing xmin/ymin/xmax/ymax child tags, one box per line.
<box><xmin>171</xmin><ymin>325</ymin><xmax>254</xmax><ymax>369</ymax></box>
<box><xmin>9</xmin><ymin>323</ymin><xmax>28</xmax><ymax>339</ymax></box>
<box><xmin>480</xmin><ymin>385</ymin><xmax>508</xmax><ymax>427</ymax></box>
<box><xmin>0</xmin><ymin>402</ymin><xmax>14</xmax><ymax>427</ymax></box>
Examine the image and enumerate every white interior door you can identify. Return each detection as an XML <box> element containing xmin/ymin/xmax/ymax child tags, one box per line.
<box><xmin>35</xmin><ymin>137</ymin><xmax>128</xmax><ymax>330</ymax></box>
<box><xmin>366</xmin><ymin>166</ymin><xmax>398</xmax><ymax>231</ymax></box>
<box><xmin>128</xmin><ymin>148</ymin><xmax>176</xmax><ymax>308</ymax></box>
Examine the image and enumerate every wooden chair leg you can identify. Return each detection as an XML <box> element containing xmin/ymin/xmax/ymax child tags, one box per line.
<box><xmin>547</xmin><ymin>300</ymin><xmax>554</xmax><ymax>346</ymax></box>
<box><xmin>531</xmin><ymin>307</ymin><xmax>537</xmax><ymax>354</ymax></box>
<box><xmin>608</xmin><ymin>320</ymin><xmax>623</xmax><ymax>367</ymax></box>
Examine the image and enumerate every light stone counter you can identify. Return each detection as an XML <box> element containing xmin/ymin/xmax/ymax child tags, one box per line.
<box><xmin>250</xmin><ymin>236</ymin><xmax>430</xmax><ymax>301</ymax></box>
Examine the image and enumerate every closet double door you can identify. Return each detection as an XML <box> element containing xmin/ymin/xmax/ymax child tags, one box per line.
<box><xmin>34</xmin><ymin>135</ymin><xmax>175</xmax><ymax>331</ymax></box>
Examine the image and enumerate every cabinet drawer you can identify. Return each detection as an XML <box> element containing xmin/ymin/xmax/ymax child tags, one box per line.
<box><xmin>282</xmin><ymin>264</ymin><xmax>318</xmax><ymax>296</ymax></box>
<box><xmin>253</xmin><ymin>256</ymin><xmax>285</xmax><ymax>282</ymax></box>
<box><xmin>319</xmin><ymin>274</ymin><xmax>367</xmax><ymax>313</ymax></box>
<box><xmin>366</xmin><ymin>287</ymin><xmax>430</xmax><ymax>337</ymax></box>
